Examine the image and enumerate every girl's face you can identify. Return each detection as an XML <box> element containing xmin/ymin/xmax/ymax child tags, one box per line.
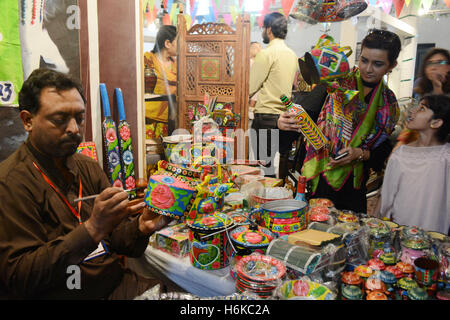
<box><xmin>406</xmin><ymin>99</ymin><xmax>434</xmax><ymax>131</ymax></box>
<box><xmin>424</xmin><ymin>53</ymin><xmax>450</xmax><ymax>82</ymax></box>
<box><xmin>358</xmin><ymin>47</ymin><xmax>396</xmax><ymax>85</ymax></box>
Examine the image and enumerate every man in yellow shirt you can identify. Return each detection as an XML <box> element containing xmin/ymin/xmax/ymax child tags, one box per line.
<box><xmin>249</xmin><ymin>12</ymin><xmax>299</xmax><ymax>178</ymax></box>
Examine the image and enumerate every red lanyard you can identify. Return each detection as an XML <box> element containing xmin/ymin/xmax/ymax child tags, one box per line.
<box><xmin>33</xmin><ymin>162</ymin><xmax>83</xmax><ymax>224</ymax></box>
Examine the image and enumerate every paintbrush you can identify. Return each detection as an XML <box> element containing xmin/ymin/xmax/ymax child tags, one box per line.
<box><xmin>74</xmin><ymin>187</ymin><xmax>144</xmax><ymax>203</ymax></box>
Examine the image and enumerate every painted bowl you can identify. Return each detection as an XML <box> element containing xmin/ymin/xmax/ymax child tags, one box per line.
<box><xmin>368</xmin><ymin>258</ymin><xmax>386</xmax><ymax>271</ymax></box>
<box><xmin>278</xmin><ymin>279</ymin><xmax>335</xmax><ymax>300</ymax></box>
<box><xmin>229</xmin><ymin>224</ymin><xmax>276</xmax><ymax>250</ymax></box>
<box><xmin>366</xmin><ymin>291</ymin><xmax>388</xmax><ymax>300</ymax></box>
<box><xmin>341</xmin><ymin>284</ymin><xmax>363</xmax><ymax>300</ymax></box>
<box><xmin>341</xmin><ymin>271</ymin><xmax>362</xmax><ymax>286</ymax></box>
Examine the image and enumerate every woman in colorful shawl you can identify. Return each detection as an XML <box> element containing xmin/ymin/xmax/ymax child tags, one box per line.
<box><xmin>279</xmin><ymin>29</ymin><xmax>401</xmax><ymax>213</ymax></box>
<box><xmin>144</xmin><ymin>25</ymin><xmax>177</xmax><ymax>141</ymax></box>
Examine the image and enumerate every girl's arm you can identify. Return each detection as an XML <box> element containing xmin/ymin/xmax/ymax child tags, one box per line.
<box><xmin>379</xmin><ymin>153</ymin><xmax>401</xmax><ymax>219</ymax></box>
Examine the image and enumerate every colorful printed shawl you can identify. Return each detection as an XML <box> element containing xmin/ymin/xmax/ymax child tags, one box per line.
<box><xmin>302</xmin><ymin>67</ymin><xmax>399</xmax><ymax>192</ymax></box>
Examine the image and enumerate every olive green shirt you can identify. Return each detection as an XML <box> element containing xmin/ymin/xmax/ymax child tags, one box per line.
<box><xmin>249</xmin><ymin>38</ymin><xmax>298</xmax><ymax>115</ymax></box>
<box><xmin>0</xmin><ymin>140</ymin><xmax>149</xmax><ymax>299</ymax></box>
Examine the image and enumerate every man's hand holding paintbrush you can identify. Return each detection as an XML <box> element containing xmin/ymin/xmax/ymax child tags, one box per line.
<box><xmin>84</xmin><ymin>184</ymin><xmax>170</xmax><ymax>243</ymax></box>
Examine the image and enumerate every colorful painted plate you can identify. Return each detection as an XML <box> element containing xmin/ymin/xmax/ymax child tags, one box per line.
<box><xmin>236</xmin><ymin>255</ymin><xmax>286</xmax><ymax>283</ymax></box>
<box><xmin>278</xmin><ymin>279</ymin><xmax>335</xmax><ymax>300</ymax></box>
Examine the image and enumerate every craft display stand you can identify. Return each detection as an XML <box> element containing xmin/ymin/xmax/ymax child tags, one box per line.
<box><xmin>176</xmin><ymin>14</ymin><xmax>251</xmax><ymax>160</ymax></box>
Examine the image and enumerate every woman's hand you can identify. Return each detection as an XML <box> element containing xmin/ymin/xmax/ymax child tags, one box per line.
<box><xmin>328</xmin><ymin>147</ymin><xmax>367</xmax><ymax>167</ymax></box>
<box><xmin>429</xmin><ymin>71</ymin><xmax>447</xmax><ymax>94</ymax></box>
<box><xmin>277</xmin><ymin>112</ymin><xmax>301</xmax><ymax>132</ymax></box>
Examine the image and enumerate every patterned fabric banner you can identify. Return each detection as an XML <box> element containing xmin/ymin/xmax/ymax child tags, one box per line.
<box><xmin>0</xmin><ymin>0</ymin><xmax>23</xmax><ymax>106</ymax></box>
<box><xmin>281</xmin><ymin>0</ymin><xmax>295</xmax><ymax>18</ymax></box>
<box><xmin>394</xmin><ymin>0</ymin><xmax>405</xmax><ymax>17</ymax></box>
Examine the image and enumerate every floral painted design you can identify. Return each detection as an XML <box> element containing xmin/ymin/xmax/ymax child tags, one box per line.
<box><xmin>125</xmin><ymin>176</ymin><xmax>136</xmax><ymax>189</ymax></box>
<box><xmin>151</xmin><ymin>184</ymin><xmax>175</xmax><ymax>209</ymax></box>
<box><xmin>122</xmin><ymin>150</ymin><xmax>134</xmax><ymax>165</ymax></box>
<box><xmin>120</xmin><ymin>125</ymin><xmax>131</xmax><ymax>141</ymax></box>
<box><xmin>112</xmin><ymin>179</ymin><xmax>123</xmax><ymax>188</ymax></box>
<box><xmin>106</xmin><ymin>127</ymin><xmax>117</xmax><ymax>143</ymax></box>
<box><xmin>109</xmin><ymin>152</ymin><xmax>120</xmax><ymax>167</ymax></box>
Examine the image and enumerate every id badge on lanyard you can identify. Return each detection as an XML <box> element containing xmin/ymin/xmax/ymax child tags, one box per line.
<box><xmin>33</xmin><ymin>162</ymin><xmax>108</xmax><ymax>261</ymax></box>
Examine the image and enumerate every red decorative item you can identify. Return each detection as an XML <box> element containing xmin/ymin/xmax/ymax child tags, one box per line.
<box><xmin>385</xmin><ymin>265</ymin><xmax>405</xmax><ymax>279</ymax></box>
<box><xmin>151</xmin><ymin>184</ymin><xmax>176</xmax><ymax>209</ymax></box>
<box><xmin>341</xmin><ymin>271</ymin><xmax>363</xmax><ymax>287</ymax></box>
<box><xmin>281</xmin><ymin>0</ymin><xmax>296</xmax><ymax>17</ymax></box>
<box><xmin>368</xmin><ymin>258</ymin><xmax>386</xmax><ymax>271</ymax></box>
<box><xmin>394</xmin><ymin>0</ymin><xmax>405</xmax><ymax>17</ymax></box>
<box><xmin>396</xmin><ymin>261</ymin><xmax>415</xmax><ymax>278</ymax></box>
<box><xmin>365</xmin><ymin>277</ymin><xmax>387</xmax><ymax>292</ymax></box>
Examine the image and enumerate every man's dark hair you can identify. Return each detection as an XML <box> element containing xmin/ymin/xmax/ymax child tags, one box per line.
<box><xmin>263</xmin><ymin>12</ymin><xmax>288</xmax><ymax>40</ymax></box>
<box><xmin>19</xmin><ymin>68</ymin><xmax>86</xmax><ymax>114</ymax></box>
<box><xmin>362</xmin><ymin>29</ymin><xmax>402</xmax><ymax>66</ymax></box>
<box><xmin>421</xmin><ymin>94</ymin><xmax>450</xmax><ymax>142</ymax></box>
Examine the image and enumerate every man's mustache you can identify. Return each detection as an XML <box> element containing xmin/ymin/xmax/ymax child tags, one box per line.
<box><xmin>61</xmin><ymin>134</ymin><xmax>82</xmax><ymax>145</ymax></box>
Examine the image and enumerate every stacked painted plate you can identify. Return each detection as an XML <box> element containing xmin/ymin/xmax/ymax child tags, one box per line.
<box><xmin>235</xmin><ymin>254</ymin><xmax>286</xmax><ymax>299</ymax></box>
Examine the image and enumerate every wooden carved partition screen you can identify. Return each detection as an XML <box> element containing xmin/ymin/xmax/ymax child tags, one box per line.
<box><xmin>176</xmin><ymin>14</ymin><xmax>251</xmax><ymax>161</ymax></box>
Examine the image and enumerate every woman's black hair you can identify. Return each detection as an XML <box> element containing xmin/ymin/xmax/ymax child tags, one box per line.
<box><xmin>362</xmin><ymin>29</ymin><xmax>402</xmax><ymax>67</ymax></box>
<box><xmin>415</xmin><ymin>47</ymin><xmax>450</xmax><ymax>95</ymax></box>
<box><xmin>152</xmin><ymin>25</ymin><xmax>177</xmax><ymax>53</ymax></box>
<box><xmin>263</xmin><ymin>12</ymin><xmax>288</xmax><ymax>40</ymax></box>
<box><xmin>421</xmin><ymin>94</ymin><xmax>450</xmax><ymax>142</ymax></box>
<box><xmin>18</xmin><ymin>68</ymin><xmax>86</xmax><ymax>115</ymax></box>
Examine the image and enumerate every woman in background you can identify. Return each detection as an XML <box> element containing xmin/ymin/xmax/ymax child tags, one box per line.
<box><xmin>144</xmin><ymin>25</ymin><xmax>177</xmax><ymax>141</ymax></box>
<box><xmin>415</xmin><ymin>47</ymin><xmax>450</xmax><ymax>97</ymax></box>
<box><xmin>396</xmin><ymin>48</ymin><xmax>449</xmax><ymax>149</ymax></box>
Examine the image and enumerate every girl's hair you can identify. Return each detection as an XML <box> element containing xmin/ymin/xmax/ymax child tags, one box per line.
<box><xmin>152</xmin><ymin>25</ymin><xmax>177</xmax><ymax>53</ymax></box>
<box><xmin>361</xmin><ymin>29</ymin><xmax>402</xmax><ymax>67</ymax></box>
<box><xmin>415</xmin><ymin>48</ymin><xmax>450</xmax><ymax>95</ymax></box>
<box><xmin>422</xmin><ymin>94</ymin><xmax>450</xmax><ymax>142</ymax></box>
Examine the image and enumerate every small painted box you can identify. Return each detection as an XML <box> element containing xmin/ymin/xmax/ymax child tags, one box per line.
<box><xmin>144</xmin><ymin>174</ymin><xmax>197</xmax><ymax>219</ymax></box>
<box><xmin>155</xmin><ymin>223</ymin><xmax>190</xmax><ymax>258</ymax></box>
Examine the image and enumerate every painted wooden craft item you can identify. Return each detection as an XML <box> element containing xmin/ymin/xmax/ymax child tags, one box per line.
<box><xmin>100</xmin><ymin>83</ymin><xmax>123</xmax><ymax>188</ymax></box>
<box><xmin>235</xmin><ymin>254</ymin><xmax>286</xmax><ymax>299</ymax></box>
<box><xmin>252</xmin><ymin>199</ymin><xmax>308</xmax><ymax>236</ymax></box>
<box><xmin>76</xmin><ymin>141</ymin><xmax>98</xmax><ymax>161</ymax></box>
<box><xmin>162</xmin><ymin>134</ymin><xmax>193</xmax><ymax>165</ymax></box>
<box><xmin>115</xmin><ymin>88</ymin><xmax>136</xmax><ymax>197</ymax></box>
<box><xmin>205</xmin><ymin>135</ymin><xmax>234</xmax><ymax>164</ymax></box>
<box><xmin>187</xmin><ymin>176</ymin><xmax>236</xmax><ymax>220</ymax></box>
<box><xmin>187</xmin><ymin>211</ymin><xmax>234</xmax><ymax>270</ymax></box>
<box><xmin>144</xmin><ymin>174</ymin><xmax>197</xmax><ymax>220</ymax></box>
<box><xmin>298</xmin><ymin>34</ymin><xmax>353</xmax><ymax>85</ymax></box>
<box><xmin>281</xmin><ymin>95</ymin><xmax>327</xmax><ymax>150</ymax></box>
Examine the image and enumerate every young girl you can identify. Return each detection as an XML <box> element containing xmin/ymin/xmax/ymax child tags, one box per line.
<box><xmin>380</xmin><ymin>94</ymin><xmax>450</xmax><ymax>235</ymax></box>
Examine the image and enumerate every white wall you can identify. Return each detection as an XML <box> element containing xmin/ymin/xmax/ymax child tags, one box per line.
<box><xmin>416</xmin><ymin>14</ymin><xmax>450</xmax><ymax>49</ymax></box>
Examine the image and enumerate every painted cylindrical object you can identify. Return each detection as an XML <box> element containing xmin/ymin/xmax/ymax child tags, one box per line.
<box><xmin>260</xmin><ymin>199</ymin><xmax>308</xmax><ymax>236</ymax></box>
<box><xmin>280</xmin><ymin>95</ymin><xmax>327</xmax><ymax>150</ymax></box>
<box><xmin>187</xmin><ymin>212</ymin><xmax>233</xmax><ymax>270</ymax></box>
